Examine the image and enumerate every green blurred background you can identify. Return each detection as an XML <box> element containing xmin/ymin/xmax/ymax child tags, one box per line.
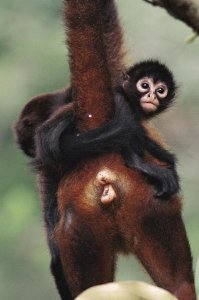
<box><xmin>0</xmin><ymin>0</ymin><xmax>199</xmax><ymax>299</ymax></box>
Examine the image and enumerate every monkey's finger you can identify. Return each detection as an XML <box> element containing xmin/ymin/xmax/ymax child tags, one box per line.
<box><xmin>155</xmin><ymin>181</ymin><xmax>170</xmax><ymax>198</ymax></box>
<box><xmin>156</xmin><ymin>179</ymin><xmax>179</xmax><ymax>199</ymax></box>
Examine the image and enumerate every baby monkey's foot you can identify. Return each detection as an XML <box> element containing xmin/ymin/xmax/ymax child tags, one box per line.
<box><xmin>96</xmin><ymin>169</ymin><xmax>117</xmax><ymax>204</ymax></box>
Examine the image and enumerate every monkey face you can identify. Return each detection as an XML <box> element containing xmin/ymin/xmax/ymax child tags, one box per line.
<box><xmin>136</xmin><ymin>77</ymin><xmax>168</xmax><ymax>113</ymax></box>
<box><xmin>123</xmin><ymin>60</ymin><xmax>176</xmax><ymax>118</ymax></box>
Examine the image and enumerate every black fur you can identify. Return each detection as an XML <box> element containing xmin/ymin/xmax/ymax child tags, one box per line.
<box><xmin>39</xmin><ymin>172</ymin><xmax>73</xmax><ymax>300</ymax></box>
<box><xmin>34</xmin><ymin>95</ymin><xmax>135</xmax><ymax>174</ymax></box>
<box><xmin>120</xmin><ymin>60</ymin><xmax>179</xmax><ymax>197</ymax></box>
<box><xmin>123</xmin><ymin>124</ymin><xmax>179</xmax><ymax>198</ymax></box>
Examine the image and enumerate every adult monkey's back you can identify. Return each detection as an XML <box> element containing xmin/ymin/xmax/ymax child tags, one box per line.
<box><xmin>55</xmin><ymin>0</ymin><xmax>196</xmax><ymax>299</ymax></box>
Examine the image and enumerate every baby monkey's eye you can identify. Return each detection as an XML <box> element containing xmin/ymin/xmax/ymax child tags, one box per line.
<box><xmin>136</xmin><ymin>78</ymin><xmax>151</xmax><ymax>93</ymax></box>
<box><xmin>141</xmin><ymin>83</ymin><xmax>149</xmax><ymax>89</ymax></box>
<box><xmin>156</xmin><ymin>87</ymin><xmax>164</xmax><ymax>94</ymax></box>
<box><xmin>156</xmin><ymin>84</ymin><xmax>168</xmax><ymax>98</ymax></box>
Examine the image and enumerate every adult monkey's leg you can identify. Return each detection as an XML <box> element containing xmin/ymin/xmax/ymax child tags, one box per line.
<box><xmin>39</xmin><ymin>174</ymin><xmax>73</xmax><ymax>300</ymax></box>
<box><xmin>133</xmin><ymin>211</ymin><xmax>196</xmax><ymax>300</ymax></box>
<box><xmin>56</xmin><ymin>208</ymin><xmax>116</xmax><ymax>298</ymax></box>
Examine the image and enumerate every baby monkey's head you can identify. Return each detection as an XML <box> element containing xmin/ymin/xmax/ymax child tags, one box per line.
<box><xmin>123</xmin><ymin>60</ymin><xmax>176</xmax><ymax>118</ymax></box>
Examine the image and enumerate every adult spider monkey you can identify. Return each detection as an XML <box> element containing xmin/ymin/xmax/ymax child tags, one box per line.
<box><xmin>14</xmin><ymin>0</ymin><xmax>196</xmax><ymax>299</ymax></box>
<box><xmin>14</xmin><ymin>1</ymin><xmax>136</xmax><ymax>298</ymax></box>
<box><xmin>47</xmin><ymin>0</ymin><xmax>195</xmax><ymax>299</ymax></box>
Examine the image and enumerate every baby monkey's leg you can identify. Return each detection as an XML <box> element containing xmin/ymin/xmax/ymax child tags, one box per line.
<box><xmin>96</xmin><ymin>169</ymin><xmax>117</xmax><ymax>204</ymax></box>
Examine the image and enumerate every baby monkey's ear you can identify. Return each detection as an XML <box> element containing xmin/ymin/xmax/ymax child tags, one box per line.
<box><xmin>122</xmin><ymin>71</ymin><xmax>130</xmax><ymax>81</ymax></box>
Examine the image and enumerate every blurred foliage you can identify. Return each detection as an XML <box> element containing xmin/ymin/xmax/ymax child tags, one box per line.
<box><xmin>0</xmin><ymin>0</ymin><xmax>199</xmax><ymax>299</ymax></box>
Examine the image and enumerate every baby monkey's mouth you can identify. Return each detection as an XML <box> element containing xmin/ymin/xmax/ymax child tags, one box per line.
<box><xmin>141</xmin><ymin>100</ymin><xmax>158</xmax><ymax>113</ymax></box>
<box><xmin>140</xmin><ymin>93</ymin><xmax>159</xmax><ymax>113</ymax></box>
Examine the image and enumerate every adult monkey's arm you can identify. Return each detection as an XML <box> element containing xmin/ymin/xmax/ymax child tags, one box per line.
<box><xmin>55</xmin><ymin>1</ymin><xmax>118</xmax><ymax>297</ymax></box>
<box><xmin>100</xmin><ymin>0</ymin><xmax>127</xmax><ymax>88</ymax></box>
<box><xmin>65</xmin><ymin>0</ymin><xmax>114</xmax><ymax>131</ymax></box>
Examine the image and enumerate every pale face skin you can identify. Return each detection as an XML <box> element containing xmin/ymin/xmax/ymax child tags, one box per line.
<box><xmin>136</xmin><ymin>77</ymin><xmax>168</xmax><ymax>113</ymax></box>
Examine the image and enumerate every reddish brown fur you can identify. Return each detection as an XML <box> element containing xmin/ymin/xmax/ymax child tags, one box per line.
<box><xmin>65</xmin><ymin>0</ymin><xmax>114</xmax><ymax>131</ymax></box>
<box><xmin>56</xmin><ymin>153</ymin><xmax>195</xmax><ymax>299</ymax></box>
<box><xmin>13</xmin><ymin>0</ymin><xmax>195</xmax><ymax>299</ymax></box>
<box><xmin>53</xmin><ymin>0</ymin><xmax>196</xmax><ymax>299</ymax></box>
<box><xmin>100</xmin><ymin>0</ymin><xmax>126</xmax><ymax>88</ymax></box>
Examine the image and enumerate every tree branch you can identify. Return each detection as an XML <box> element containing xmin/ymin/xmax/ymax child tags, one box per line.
<box><xmin>143</xmin><ymin>0</ymin><xmax>199</xmax><ymax>35</ymax></box>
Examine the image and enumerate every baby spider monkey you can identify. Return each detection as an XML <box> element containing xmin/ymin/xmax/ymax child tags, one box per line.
<box><xmin>120</xmin><ymin>60</ymin><xmax>179</xmax><ymax>198</ymax></box>
<box><xmin>34</xmin><ymin>60</ymin><xmax>179</xmax><ymax>199</ymax></box>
